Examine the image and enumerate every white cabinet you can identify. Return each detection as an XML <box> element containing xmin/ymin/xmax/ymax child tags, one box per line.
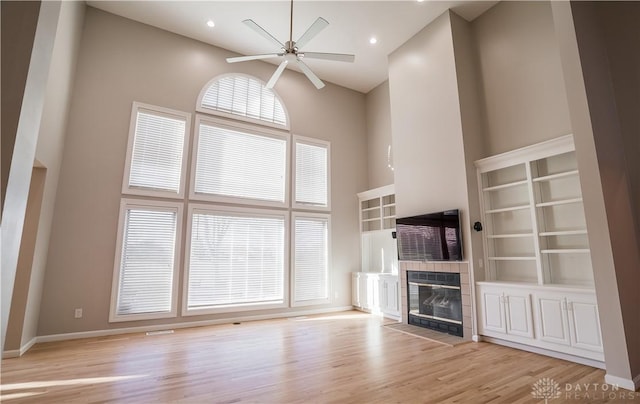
<box><xmin>352</xmin><ymin>272</ymin><xmax>400</xmax><ymax>320</ymax></box>
<box><xmin>379</xmin><ymin>274</ymin><xmax>400</xmax><ymax>319</ymax></box>
<box><xmin>535</xmin><ymin>291</ymin><xmax>603</xmax><ymax>354</ymax></box>
<box><xmin>352</xmin><ymin>272</ymin><xmax>378</xmax><ymax>311</ymax></box>
<box><xmin>478</xmin><ymin>284</ymin><xmax>534</xmax><ymax>339</ymax></box>
<box><xmin>478</xmin><ymin>282</ymin><xmax>604</xmax><ymax>361</ymax></box>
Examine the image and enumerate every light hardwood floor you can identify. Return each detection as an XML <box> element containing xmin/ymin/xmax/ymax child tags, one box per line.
<box><xmin>0</xmin><ymin>311</ymin><xmax>627</xmax><ymax>403</ymax></box>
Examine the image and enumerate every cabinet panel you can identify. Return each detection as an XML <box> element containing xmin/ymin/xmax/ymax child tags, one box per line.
<box><xmin>505</xmin><ymin>293</ymin><xmax>534</xmax><ymax>339</ymax></box>
<box><xmin>568</xmin><ymin>297</ymin><xmax>602</xmax><ymax>352</ymax></box>
<box><xmin>481</xmin><ymin>290</ymin><xmax>506</xmax><ymax>334</ymax></box>
<box><xmin>535</xmin><ymin>294</ymin><xmax>570</xmax><ymax>345</ymax></box>
<box><xmin>351</xmin><ymin>273</ymin><xmax>361</xmax><ymax>307</ymax></box>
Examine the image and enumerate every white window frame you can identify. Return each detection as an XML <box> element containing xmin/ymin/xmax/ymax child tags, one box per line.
<box><xmin>292</xmin><ymin>135</ymin><xmax>331</xmax><ymax>211</ymax></box>
<box><xmin>291</xmin><ymin>211</ymin><xmax>331</xmax><ymax>307</ymax></box>
<box><xmin>121</xmin><ymin>102</ymin><xmax>191</xmax><ymax>199</ymax></box>
<box><xmin>182</xmin><ymin>203</ymin><xmax>290</xmax><ymax>316</ymax></box>
<box><xmin>189</xmin><ymin>115</ymin><xmax>290</xmax><ymax>208</ymax></box>
<box><xmin>109</xmin><ymin>198</ymin><xmax>183</xmax><ymax>322</ymax></box>
<box><xmin>196</xmin><ymin>73</ymin><xmax>290</xmax><ymax>131</ymax></box>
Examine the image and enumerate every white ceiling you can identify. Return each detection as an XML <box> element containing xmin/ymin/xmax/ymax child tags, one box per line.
<box><xmin>87</xmin><ymin>1</ymin><xmax>497</xmax><ymax>93</ymax></box>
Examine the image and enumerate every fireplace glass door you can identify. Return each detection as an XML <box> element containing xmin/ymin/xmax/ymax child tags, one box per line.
<box><xmin>408</xmin><ymin>271</ymin><xmax>463</xmax><ymax>337</ymax></box>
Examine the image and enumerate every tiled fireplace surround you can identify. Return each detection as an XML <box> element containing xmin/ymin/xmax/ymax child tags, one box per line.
<box><xmin>400</xmin><ymin>261</ymin><xmax>472</xmax><ymax>340</ymax></box>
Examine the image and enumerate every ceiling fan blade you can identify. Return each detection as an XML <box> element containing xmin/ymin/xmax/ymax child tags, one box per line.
<box><xmin>266</xmin><ymin>60</ymin><xmax>289</xmax><ymax>89</ymax></box>
<box><xmin>300</xmin><ymin>52</ymin><xmax>355</xmax><ymax>63</ymax></box>
<box><xmin>226</xmin><ymin>53</ymin><xmax>282</xmax><ymax>63</ymax></box>
<box><xmin>295</xmin><ymin>17</ymin><xmax>329</xmax><ymax>50</ymax></box>
<box><xmin>296</xmin><ymin>59</ymin><xmax>325</xmax><ymax>89</ymax></box>
<box><xmin>243</xmin><ymin>19</ymin><xmax>284</xmax><ymax>49</ymax></box>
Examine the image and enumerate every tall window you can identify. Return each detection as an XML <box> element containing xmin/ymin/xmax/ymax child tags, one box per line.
<box><xmin>110</xmin><ymin>200</ymin><xmax>182</xmax><ymax>321</ymax></box>
<box><xmin>185</xmin><ymin>207</ymin><xmax>287</xmax><ymax>313</ymax></box>
<box><xmin>122</xmin><ymin>102</ymin><xmax>190</xmax><ymax>197</ymax></box>
<box><xmin>293</xmin><ymin>136</ymin><xmax>330</xmax><ymax>209</ymax></box>
<box><xmin>112</xmin><ymin>75</ymin><xmax>331</xmax><ymax>322</ymax></box>
<box><xmin>292</xmin><ymin>213</ymin><xmax>330</xmax><ymax>306</ymax></box>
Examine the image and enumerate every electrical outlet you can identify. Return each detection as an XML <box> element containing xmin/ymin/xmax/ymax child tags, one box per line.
<box><xmin>74</xmin><ymin>308</ymin><xmax>83</xmax><ymax>319</ymax></box>
<box><xmin>478</xmin><ymin>259</ymin><xmax>483</xmax><ymax>269</ymax></box>
<box><xmin>334</xmin><ymin>291</ymin><xmax>338</xmax><ymax>300</ymax></box>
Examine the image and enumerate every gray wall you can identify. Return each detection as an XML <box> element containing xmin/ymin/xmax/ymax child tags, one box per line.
<box><xmin>552</xmin><ymin>0</ymin><xmax>640</xmax><ymax>385</ymax></box>
<box><xmin>37</xmin><ymin>7</ymin><xmax>367</xmax><ymax>336</ymax></box>
<box><xmin>364</xmin><ymin>81</ymin><xmax>394</xmax><ymax>189</ymax></box>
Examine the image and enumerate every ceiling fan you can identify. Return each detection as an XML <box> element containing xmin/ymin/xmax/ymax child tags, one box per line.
<box><xmin>226</xmin><ymin>0</ymin><xmax>355</xmax><ymax>89</ymax></box>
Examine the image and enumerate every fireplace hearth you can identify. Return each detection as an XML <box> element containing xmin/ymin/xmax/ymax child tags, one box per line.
<box><xmin>407</xmin><ymin>271</ymin><xmax>463</xmax><ymax>337</ymax></box>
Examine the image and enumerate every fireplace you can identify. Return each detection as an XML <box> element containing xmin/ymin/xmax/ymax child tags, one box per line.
<box><xmin>407</xmin><ymin>271</ymin><xmax>463</xmax><ymax>337</ymax></box>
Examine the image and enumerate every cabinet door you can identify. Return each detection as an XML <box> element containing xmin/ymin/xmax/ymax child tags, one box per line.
<box><xmin>379</xmin><ymin>275</ymin><xmax>399</xmax><ymax>315</ymax></box>
<box><xmin>504</xmin><ymin>292</ymin><xmax>535</xmax><ymax>339</ymax></box>
<box><xmin>534</xmin><ymin>293</ymin><xmax>570</xmax><ymax>346</ymax></box>
<box><xmin>479</xmin><ymin>288</ymin><xmax>507</xmax><ymax>334</ymax></box>
<box><xmin>567</xmin><ymin>294</ymin><xmax>603</xmax><ymax>352</ymax></box>
<box><xmin>351</xmin><ymin>273</ymin><xmax>361</xmax><ymax>307</ymax></box>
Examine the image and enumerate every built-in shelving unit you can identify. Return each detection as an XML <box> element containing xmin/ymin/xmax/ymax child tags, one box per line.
<box><xmin>354</xmin><ymin>185</ymin><xmax>400</xmax><ymax>321</ymax></box>
<box><xmin>475</xmin><ymin>135</ymin><xmax>593</xmax><ymax>287</ymax></box>
<box><xmin>359</xmin><ymin>186</ymin><xmax>396</xmax><ymax>232</ymax></box>
<box><xmin>473</xmin><ymin>135</ymin><xmax>602</xmax><ymax>364</ymax></box>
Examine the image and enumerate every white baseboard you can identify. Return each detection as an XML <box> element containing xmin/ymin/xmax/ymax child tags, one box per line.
<box><xmin>482</xmin><ymin>336</ymin><xmax>606</xmax><ymax>369</ymax></box>
<box><xmin>604</xmin><ymin>373</ymin><xmax>640</xmax><ymax>392</ymax></box>
<box><xmin>18</xmin><ymin>306</ymin><xmax>353</xmax><ymax>347</ymax></box>
<box><xmin>472</xmin><ymin>334</ymin><xmax>482</xmax><ymax>342</ymax></box>
<box><xmin>2</xmin><ymin>337</ymin><xmax>37</xmax><ymax>359</ymax></box>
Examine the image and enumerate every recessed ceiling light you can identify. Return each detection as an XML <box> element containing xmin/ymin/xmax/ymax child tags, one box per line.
<box><xmin>417</xmin><ymin>0</ymin><xmax>425</xmax><ymax>2</ymax></box>
<box><xmin>206</xmin><ymin>20</ymin><xmax>215</xmax><ymax>28</ymax></box>
<box><xmin>369</xmin><ymin>37</ymin><xmax>378</xmax><ymax>45</ymax></box>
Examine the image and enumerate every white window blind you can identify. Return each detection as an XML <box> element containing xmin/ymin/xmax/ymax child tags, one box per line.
<box><xmin>293</xmin><ymin>215</ymin><xmax>329</xmax><ymax>304</ymax></box>
<box><xmin>187</xmin><ymin>210</ymin><xmax>285</xmax><ymax>311</ymax></box>
<box><xmin>200</xmin><ymin>75</ymin><xmax>287</xmax><ymax>127</ymax></box>
<box><xmin>114</xmin><ymin>205</ymin><xmax>178</xmax><ymax>317</ymax></box>
<box><xmin>295</xmin><ymin>140</ymin><xmax>329</xmax><ymax>207</ymax></box>
<box><xmin>127</xmin><ymin>108</ymin><xmax>187</xmax><ymax>194</ymax></box>
<box><xmin>193</xmin><ymin>122</ymin><xmax>287</xmax><ymax>203</ymax></box>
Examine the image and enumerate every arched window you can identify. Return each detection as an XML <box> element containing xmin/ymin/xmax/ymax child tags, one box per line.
<box><xmin>197</xmin><ymin>74</ymin><xmax>288</xmax><ymax>128</ymax></box>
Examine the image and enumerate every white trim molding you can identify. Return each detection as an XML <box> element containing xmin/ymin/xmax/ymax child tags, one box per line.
<box><xmin>2</xmin><ymin>337</ymin><xmax>37</xmax><ymax>359</ymax></box>
<box><xmin>604</xmin><ymin>373</ymin><xmax>640</xmax><ymax>392</ymax></box>
<box><xmin>8</xmin><ymin>307</ymin><xmax>353</xmax><ymax>353</ymax></box>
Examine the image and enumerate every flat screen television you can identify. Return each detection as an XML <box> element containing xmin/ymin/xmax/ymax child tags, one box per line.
<box><xmin>395</xmin><ymin>209</ymin><xmax>463</xmax><ymax>261</ymax></box>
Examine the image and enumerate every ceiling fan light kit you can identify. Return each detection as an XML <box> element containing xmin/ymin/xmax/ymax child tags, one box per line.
<box><xmin>226</xmin><ymin>0</ymin><xmax>355</xmax><ymax>90</ymax></box>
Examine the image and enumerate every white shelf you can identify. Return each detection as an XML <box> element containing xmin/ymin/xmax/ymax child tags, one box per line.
<box><xmin>486</xmin><ymin>204</ymin><xmax>530</xmax><ymax>214</ymax></box>
<box><xmin>362</xmin><ymin>206</ymin><xmax>379</xmax><ymax>212</ymax></box>
<box><xmin>541</xmin><ymin>249</ymin><xmax>590</xmax><ymax>254</ymax></box>
<box><xmin>535</xmin><ymin>198</ymin><xmax>583</xmax><ymax>208</ymax></box>
<box><xmin>382</xmin><ymin>203</ymin><xmax>396</xmax><ymax>208</ymax></box>
<box><xmin>533</xmin><ymin>169</ymin><xmax>579</xmax><ymax>182</ymax></box>
<box><xmin>362</xmin><ymin>218</ymin><xmax>380</xmax><ymax>223</ymax></box>
<box><xmin>477</xmin><ymin>135</ymin><xmax>594</xmax><ymax>290</ymax></box>
<box><xmin>483</xmin><ymin>180</ymin><xmax>528</xmax><ymax>192</ymax></box>
<box><xmin>487</xmin><ymin>233</ymin><xmax>534</xmax><ymax>239</ymax></box>
<box><xmin>539</xmin><ymin>230</ymin><xmax>587</xmax><ymax>236</ymax></box>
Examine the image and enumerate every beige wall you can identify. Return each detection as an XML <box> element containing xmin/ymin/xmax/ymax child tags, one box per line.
<box><xmin>364</xmin><ymin>81</ymin><xmax>394</xmax><ymax>189</ymax></box>
<box><xmin>389</xmin><ymin>11</ymin><xmax>469</xmax><ymax>220</ymax></box>
<box><xmin>471</xmin><ymin>1</ymin><xmax>572</xmax><ymax>157</ymax></box>
<box><xmin>37</xmin><ymin>7</ymin><xmax>367</xmax><ymax>336</ymax></box>
<box><xmin>1</xmin><ymin>1</ymin><xmax>61</xmax><ymax>351</ymax></box>
<box><xmin>449</xmin><ymin>12</ymin><xmax>486</xmax><ymax>290</ymax></box>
